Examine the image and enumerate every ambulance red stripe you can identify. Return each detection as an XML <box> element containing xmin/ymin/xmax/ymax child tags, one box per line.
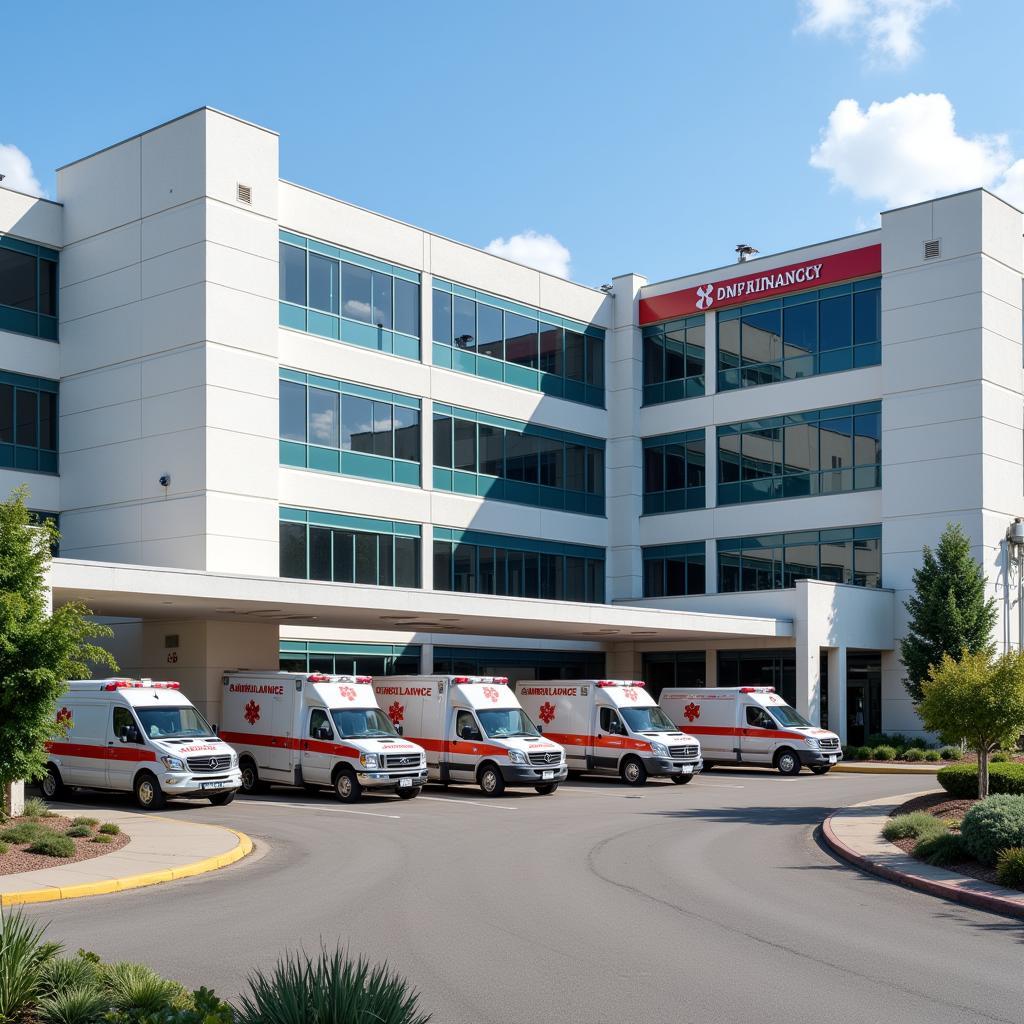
<box><xmin>541</xmin><ymin>731</ymin><xmax>652</xmax><ymax>752</ymax></box>
<box><xmin>678</xmin><ymin>725</ymin><xmax>810</xmax><ymax>742</ymax></box>
<box><xmin>218</xmin><ymin>730</ymin><xmax>362</xmax><ymax>759</ymax></box>
<box><xmin>45</xmin><ymin>741</ymin><xmax>157</xmax><ymax>763</ymax></box>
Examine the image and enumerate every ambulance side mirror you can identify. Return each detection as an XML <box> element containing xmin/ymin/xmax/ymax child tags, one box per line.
<box><xmin>119</xmin><ymin>725</ymin><xmax>140</xmax><ymax>744</ymax></box>
<box><xmin>396</xmin><ymin>725</ymin><xmax>404</xmax><ymax>736</ymax></box>
<box><xmin>536</xmin><ymin>725</ymin><xmax>543</xmax><ymax>735</ymax></box>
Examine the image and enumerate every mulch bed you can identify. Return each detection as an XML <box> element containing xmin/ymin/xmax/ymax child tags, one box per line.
<box><xmin>0</xmin><ymin>815</ymin><xmax>130</xmax><ymax>877</ymax></box>
<box><xmin>887</xmin><ymin>792</ymin><xmax>999</xmax><ymax>886</ymax></box>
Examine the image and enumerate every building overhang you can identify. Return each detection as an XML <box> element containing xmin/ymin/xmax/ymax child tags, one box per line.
<box><xmin>49</xmin><ymin>559</ymin><xmax>793</xmax><ymax>644</ymax></box>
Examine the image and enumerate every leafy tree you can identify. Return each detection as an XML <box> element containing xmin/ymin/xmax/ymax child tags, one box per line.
<box><xmin>919</xmin><ymin>650</ymin><xmax>1024</xmax><ymax>798</ymax></box>
<box><xmin>0</xmin><ymin>488</ymin><xmax>116</xmax><ymax>813</ymax></box>
<box><xmin>900</xmin><ymin>522</ymin><xmax>996</xmax><ymax>703</ymax></box>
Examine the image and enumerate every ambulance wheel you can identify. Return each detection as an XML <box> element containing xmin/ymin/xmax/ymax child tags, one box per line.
<box><xmin>775</xmin><ymin>749</ymin><xmax>802</xmax><ymax>776</ymax></box>
<box><xmin>208</xmin><ymin>791</ymin><xmax>236</xmax><ymax>805</ymax></box>
<box><xmin>134</xmin><ymin>772</ymin><xmax>165</xmax><ymax>810</ymax></box>
<box><xmin>621</xmin><ymin>757</ymin><xmax>648</xmax><ymax>786</ymax></box>
<box><xmin>478</xmin><ymin>763</ymin><xmax>506</xmax><ymax>797</ymax></box>
<box><xmin>40</xmin><ymin>764</ymin><xmax>64</xmax><ymax>800</ymax></box>
<box><xmin>334</xmin><ymin>769</ymin><xmax>362</xmax><ymax>803</ymax></box>
<box><xmin>810</xmin><ymin>765</ymin><xmax>832</xmax><ymax>775</ymax></box>
<box><xmin>534</xmin><ymin>783</ymin><xmax>558</xmax><ymax>795</ymax></box>
<box><xmin>671</xmin><ymin>773</ymin><xmax>694</xmax><ymax>784</ymax></box>
<box><xmin>239</xmin><ymin>758</ymin><xmax>268</xmax><ymax>795</ymax></box>
<box><xmin>396</xmin><ymin>786</ymin><xmax>421</xmax><ymax>800</ymax></box>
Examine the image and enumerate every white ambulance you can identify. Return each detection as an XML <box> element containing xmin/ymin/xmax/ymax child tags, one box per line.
<box><xmin>658</xmin><ymin>686</ymin><xmax>843</xmax><ymax>775</ymax></box>
<box><xmin>41</xmin><ymin>679</ymin><xmax>242</xmax><ymax>809</ymax></box>
<box><xmin>374</xmin><ymin>676</ymin><xmax>567</xmax><ymax>796</ymax></box>
<box><xmin>515</xmin><ymin>679</ymin><xmax>703</xmax><ymax>785</ymax></box>
<box><xmin>220</xmin><ymin>672</ymin><xmax>427</xmax><ymax>802</ymax></box>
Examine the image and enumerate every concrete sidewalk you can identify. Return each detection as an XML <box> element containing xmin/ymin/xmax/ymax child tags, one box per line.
<box><xmin>833</xmin><ymin>762</ymin><xmax>940</xmax><ymax>774</ymax></box>
<box><xmin>1</xmin><ymin>805</ymin><xmax>252</xmax><ymax>906</ymax></box>
<box><xmin>823</xmin><ymin>792</ymin><xmax>1024</xmax><ymax>920</ymax></box>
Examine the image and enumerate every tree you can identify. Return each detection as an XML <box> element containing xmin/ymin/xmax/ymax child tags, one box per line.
<box><xmin>900</xmin><ymin>522</ymin><xmax>996</xmax><ymax>704</ymax></box>
<box><xmin>919</xmin><ymin>650</ymin><xmax>1024</xmax><ymax>798</ymax></box>
<box><xmin>0</xmin><ymin>488</ymin><xmax>116</xmax><ymax>814</ymax></box>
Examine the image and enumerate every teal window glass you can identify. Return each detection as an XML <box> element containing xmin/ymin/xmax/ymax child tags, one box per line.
<box><xmin>717</xmin><ymin>401</ymin><xmax>881</xmax><ymax>506</ymax></box>
<box><xmin>642</xmin><ymin>430</ymin><xmax>706</xmax><ymax>514</ymax></box>
<box><xmin>0</xmin><ymin>235</ymin><xmax>59</xmax><ymax>341</ymax></box>
<box><xmin>280</xmin><ymin>641</ymin><xmax>422</xmax><ymax>676</ymax></box>
<box><xmin>0</xmin><ymin>371</ymin><xmax>58</xmax><ymax>474</ymax></box>
<box><xmin>718</xmin><ymin>650</ymin><xmax>798</xmax><ymax>708</ymax></box>
<box><xmin>642</xmin><ymin>652</ymin><xmax>707</xmax><ymax>700</ymax></box>
<box><xmin>716</xmin><ymin>277</ymin><xmax>880</xmax><ymax>391</ymax></box>
<box><xmin>642</xmin><ymin>314</ymin><xmax>705</xmax><ymax>405</ymax></box>
<box><xmin>642</xmin><ymin>542</ymin><xmax>706</xmax><ymax>597</ymax></box>
<box><xmin>432</xmin><ymin>647</ymin><xmax>605</xmax><ymax>681</ymax></box>
<box><xmin>717</xmin><ymin>524</ymin><xmax>881</xmax><ymax>593</ymax></box>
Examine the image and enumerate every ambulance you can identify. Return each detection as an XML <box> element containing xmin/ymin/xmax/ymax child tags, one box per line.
<box><xmin>374</xmin><ymin>676</ymin><xmax>568</xmax><ymax>796</ymax></box>
<box><xmin>219</xmin><ymin>671</ymin><xmax>427</xmax><ymax>802</ymax></box>
<box><xmin>514</xmin><ymin>679</ymin><xmax>703</xmax><ymax>785</ymax></box>
<box><xmin>658</xmin><ymin>686</ymin><xmax>843</xmax><ymax>775</ymax></box>
<box><xmin>40</xmin><ymin>679</ymin><xmax>242</xmax><ymax>810</ymax></box>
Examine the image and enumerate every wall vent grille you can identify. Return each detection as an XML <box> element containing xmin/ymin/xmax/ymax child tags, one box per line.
<box><xmin>923</xmin><ymin>239</ymin><xmax>941</xmax><ymax>260</ymax></box>
<box><xmin>237</xmin><ymin>183</ymin><xmax>253</xmax><ymax>205</ymax></box>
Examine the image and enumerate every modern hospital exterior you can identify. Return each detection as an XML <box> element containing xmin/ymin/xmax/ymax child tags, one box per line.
<box><xmin>2</xmin><ymin>106</ymin><xmax>1022</xmax><ymax>744</ymax></box>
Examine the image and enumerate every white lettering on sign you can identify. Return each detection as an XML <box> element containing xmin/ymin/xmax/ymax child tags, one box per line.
<box><xmin>228</xmin><ymin>683</ymin><xmax>285</xmax><ymax>695</ymax></box>
<box><xmin>375</xmin><ymin>686</ymin><xmax>433</xmax><ymax>697</ymax></box>
<box><xmin>701</xmin><ymin>263</ymin><xmax>823</xmax><ymax>309</ymax></box>
<box><xmin>519</xmin><ymin>687</ymin><xmax>578</xmax><ymax>696</ymax></box>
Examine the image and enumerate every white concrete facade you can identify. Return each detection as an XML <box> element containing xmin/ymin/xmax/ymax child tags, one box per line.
<box><xmin>2</xmin><ymin>107</ymin><xmax>1020</xmax><ymax>738</ymax></box>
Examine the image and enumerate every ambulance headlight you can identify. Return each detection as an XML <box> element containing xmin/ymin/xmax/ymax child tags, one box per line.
<box><xmin>160</xmin><ymin>755</ymin><xmax>186</xmax><ymax>772</ymax></box>
<box><xmin>229</xmin><ymin>752</ymin><xmax>238</xmax><ymax>768</ymax></box>
<box><xmin>649</xmin><ymin>742</ymin><xmax>669</xmax><ymax>758</ymax></box>
<box><xmin>359</xmin><ymin>753</ymin><xmax>380</xmax><ymax>769</ymax></box>
<box><xmin>507</xmin><ymin>749</ymin><xmax>527</xmax><ymax>765</ymax></box>
<box><xmin>804</xmin><ymin>737</ymin><xmax>820</xmax><ymax>749</ymax></box>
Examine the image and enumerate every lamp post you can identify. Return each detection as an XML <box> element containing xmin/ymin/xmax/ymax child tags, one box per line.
<box><xmin>1006</xmin><ymin>518</ymin><xmax>1024</xmax><ymax>650</ymax></box>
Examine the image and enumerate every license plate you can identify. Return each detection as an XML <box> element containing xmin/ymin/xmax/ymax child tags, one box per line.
<box><xmin>542</xmin><ymin>771</ymin><xmax>554</xmax><ymax>780</ymax></box>
<box><xmin>399</xmin><ymin>778</ymin><xmax>412</xmax><ymax>787</ymax></box>
<box><xmin>680</xmin><ymin>765</ymin><xmax>693</xmax><ymax>774</ymax></box>
<box><xmin>828</xmin><ymin>755</ymin><xmax>837</xmax><ymax>764</ymax></box>
<box><xmin>200</xmin><ymin>782</ymin><xmax>224</xmax><ymax>790</ymax></box>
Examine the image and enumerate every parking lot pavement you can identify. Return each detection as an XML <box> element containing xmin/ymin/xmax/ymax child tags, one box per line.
<box><xmin>22</xmin><ymin>772</ymin><xmax>1024</xmax><ymax>1024</ymax></box>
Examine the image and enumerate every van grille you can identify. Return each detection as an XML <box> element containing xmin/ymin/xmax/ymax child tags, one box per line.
<box><xmin>384</xmin><ymin>754</ymin><xmax>422</xmax><ymax>770</ymax></box>
<box><xmin>187</xmin><ymin>755</ymin><xmax>233</xmax><ymax>773</ymax></box>
<box><xmin>818</xmin><ymin>737</ymin><xmax>840</xmax><ymax>751</ymax></box>
<box><xmin>528</xmin><ymin>751</ymin><xmax>561</xmax><ymax>767</ymax></box>
<box><xmin>669</xmin><ymin>745</ymin><xmax>700</xmax><ymax>760</ymax></box>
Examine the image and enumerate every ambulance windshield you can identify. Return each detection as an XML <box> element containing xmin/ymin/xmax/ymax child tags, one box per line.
<box><xmin>135</xmin><ymin>706</ymin><xmax>214</xmax><ymax>739</ymax></box>
<box><xmin>331</xmin><ymin>708</ymin><xmax>398</xmax><ymax>738</ymax></box>
<box><xmin>619</xmin><ymin>706</ymin><xmax>676</xmax><ymax>733</ymax></box>
<box><xmin>769</xmin><ymin>704</ymin><xmax>814</xmax><ymax>728</ymax></box>
<box><xmin>477</xmin><ymin>709</ymin><xmax>539</xmax><ymax>739</ymax></box>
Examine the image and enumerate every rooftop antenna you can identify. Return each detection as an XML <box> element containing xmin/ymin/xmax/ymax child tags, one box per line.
<box><xmin>735</xmin><ymin>243</ymin><xmax>758</xmax><ymax>263</ymax></box>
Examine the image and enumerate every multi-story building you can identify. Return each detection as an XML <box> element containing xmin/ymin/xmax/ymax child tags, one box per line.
<box><xmin>2</xmin><ymin>107</ymin><xmax>1021</xmax><ymax>743</ymax></box>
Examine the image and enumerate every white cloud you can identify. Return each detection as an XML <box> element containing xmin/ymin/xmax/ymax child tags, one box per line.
<box><xmin>797</xmin><ymin>0</ymin><xmax>949</xmax><ymax>66</ymax></box>
<box><xmin>0</xmin><ymin>144</ymin><xmax>46</xmax><ymax>197</ymax></box>
<box><xmin>485</xmin><ymin>230</ymin><xmax>571</xmax><ymax>279</ymax></box>
<box><xmin>810</xmin><ymin>93</ymin><xmax>1023</xmax><ymax>209</ymax></box>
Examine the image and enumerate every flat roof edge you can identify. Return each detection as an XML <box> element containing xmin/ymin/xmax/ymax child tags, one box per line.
<box><xmin>0</xmin><ymin>185</ymin><xmax>62</xmax><ymax>207</ymax></box>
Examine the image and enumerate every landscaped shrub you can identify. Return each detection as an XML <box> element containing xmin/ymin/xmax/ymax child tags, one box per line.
<box><xmin>27</xmin><ymin>833</ymin><xmax>75</xmax><ymax>858</ymax></box>
<box><xmin>1</xmin><ymin>821</ymin><xmax>53</xmax><ymax>845</ymax></box>
<box><xmin>38</xmin><ymin>952</ymin><xmax>103</xmax><ymax>998</ymax></box>
<box><xmin>98</xmin><ymin>823</ymin><xmax>121</xmax><ymax>836</ymax></box>
<box><xmin>843</xmin><ymin>745</ymin><xmax>864</xmax><ymax>760</ymax></box>
<box><xmin>882</xmin><ymin>812</ymin><xmax>947</xmax><ymax>842</ymax></box>
<box><xmin>940</xmin><ymin>745</ymin><xmax>962</xmax><ymax>761</ymax></box>
<box><xmin>91</xmin><ymin>835</ymin><xmax>113</xmax><ymax>845</ymax></box>
<box><xmin>866</xmin><ymin>733</ymin><xmax>909</xmax><ymax>750</ymax></box>
<box><xmin>23</xmin><ymin>796</ymin><xmax>58</xmax><ymax>819</ymax></box>
<box><xmin>901</xmin><ymin>748</ymin><xmax>925</xmax><ymax>762</ymax></box>
<box><xmin>65</xmin><ymin>825</ymin><xmax>92</xmax><ymax>838</ymax></box>
<box><xmin>0</xmin><ymin>911</ymin><xmax>60</xmax><ymax>1022</ymax></box>
<box><xmin>102</xmin><ymin>961</ymin><xmax>187</xmax><ymax>1015</ymax></box>
<box><xmin>0</xmin><ymin>841</ymin><xmax>8</xmax><ymax>855</ymax></box>
<box><xmin>938</xmin><ymin>761</ymin><xmax>1024</xmax><ymax>797</ymax></box>
<box><xmin>872</xmin><ymin>745</ymin><xmax>897</xmax><ymax>761</ymax></box>
<box><xmin>35</xmin><ymin>986</ymin><xmax>107</xmax><ymax>1024</ymax></box>
<box><xmin>995</xmin><ymin>847</ymin><xmax>1024</xmax><ymax>888</ymax></box>
<box><xmin>914</xmin><ymin>831</ymin><xmax>968</xmax><ymax>866</ymax></box>
<box><xmin>960</xmin><ymin>794</ymin><xmax>1024</xmax><ymax>865</ymax></box>
<box><xmin>923</xmin><ymin>749</ymin><xmax>942</xmax><ymax>762</ymax></box>
<box><xmin>71</xmin><ymin>817</ymin><xmax>99</xmax><ymax>828</ymax></box>
<box><xmin>907</xmin><ymin>737</ymin><xmax>930</xmax><ymax>750</ymax></box>
<box><xmin>991</xmin><ymin>751</ymin><xmax>1012</xmax><ymax>763</ymax></box>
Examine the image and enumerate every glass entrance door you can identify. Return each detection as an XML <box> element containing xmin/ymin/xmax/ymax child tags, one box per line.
<box><xmin>847</xmin><ymin>681</ymin><xmax>867</xmax><ymax>746</ymax></box>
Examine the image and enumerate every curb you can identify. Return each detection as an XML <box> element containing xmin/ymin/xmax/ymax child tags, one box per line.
<box><xmin>1</xmin><ymin>827</ymin><xmax>253</xmax><ymax>907</ymax></box>
<box><xmin>832</xmin><ymin>764</ymin><xmax>938</xmax><ymax>775</ymax></box>
<box><xmin>822</xmin><ymin>804</ymin><xmax>1024</xmax><ymax>921</ymax></box>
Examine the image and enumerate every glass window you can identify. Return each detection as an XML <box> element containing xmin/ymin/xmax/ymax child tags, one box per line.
<box><xmin>479</xmin><ymin>423</ymin><xmax>504</xmax><ymax>476</ymax></box>
<box><xmin>394</xmin><ymin>535</ymin><xmax>419</xmax><ymax>588</ymax></box>
<box><xmin>453</xmin><ymin>419</ymin><xmax>477</xmax><ymax>472</ymax></box>
<box><xmin>0</xmin><ymin>385</ymin><xmax>12</xmax><ymax>444</ymax></box>
<box><xmin>565</xmin><ymin>444</ymin><xmax>585</xmax><ymax>491</ymax></box>
<box><xmin>38</xmin><ymin>393</ymin><xmax>57</xmax><ymax>451</ymax></box>
<box><xmin>333</xmin><ymin>530</ymin><xmax>355</xmax><ymax>582</ymax></box>
<box><xmin>371</xmin><ymin>271</ymin><xmax>393</xmax><ymax>329</ymax></box>
<box><xmin>15</xmin><ymin>390</ymin><xmax>37</xmax><ymax>447</ymax></box>
<box><xmin>742</xmin><ymin>310</ymin><xmax>782</xmax><ymax>365</ymax></box>
<box><xmin>506</xmin><ymin>314</ymin><xmax>538</xmax><ymax>368</ymax></box>
<box><xmin>506</xmin><ymin>432</ymin><xmax>539</xmax><ymax>483</ymax></box>
<box><xmin>308</xmin><ymin>253</ymin><xmax>339</xmax><ymax>314</ymax></box>
<box><xmin>394</xmin><ymin>406</ymin><xmax>420</xmax><ymax>462</ymax></box>
<box><xmin>586</xmin><ymin>448</ymin><xmax>604</xmax><ymax>494</ymax></box>
<box><xmin>341</xmin><ymin>263</ymin><xmax>373</xmax><ymax>323</ymax></box>
<box><xmin>342</xmin><ymin>396</ymin><xmax>375</xmax><ymax>455</ymax></box>
<box><xmin>394</xmin><ymin>279</ymin><xmax>420</xmax><ymax>337</ymax></box>
<box><xmin>309</xmin><ymin>527</ymin><xmax>332</xmax><ymax>581</ymax></box>
<box><xmin>564</xmin><ymin>330</ymin><xmax>585</xmax><ymax>381</ymax></box>
<box><xmin>819</xmin><ymin>296</ymin><xmax>852</xmax><ymax>351</ymax></box>
<box><xmin>38</xmin><ymin>261</ymin><xmax>57</xmax><ymax>317</ymax></box>
<box><xmin>279</xmin><ymin>244</ymin><xmax>306</xmax><ymax>306</ymax></box>
<box><xmin>644</xmin><ymin>330</ymin><xmax>665</xmax><ymax>386</ymax></box>
<box><xmin>477</xmin><ymin>304</ymin><xmax>503</xmax><ymax>360</ymax></box>
<box><xmin>454</xmin><ymin>297</ymin><xmax>476</xmax><ymax>350</ymax></box>
<box><xmin>853</xmin><ymin>289</ymin><xmax>880</xmax><ymax>345</ymax></box>
<box><xmin>644</xmin><ymin>447</ymin><xmax>664</xmax><ymax>493</ymax></box>
<box><xmin>433</xmin><ymin>290</ymin><xmax>453</xmax><ymax>344</ymax></box>
<box><xmin>433</xmin><ymin>413</ymin><xmax>452</xmax><ymax>468</ymax></box>
<box><xmin>537</xmin><ymin>436</ymin><xmax>564</xmax><ymax>489</ymax></box>
<box><xmin>310</xmin><ymin>709</ymin><xmax>332</xmax><ymax>739</ymax></box>
<box><xmin>355</xmin><ymin>532</ymin><xmax>377</xmax><ymax>584</ymax></box>
<box><xmin>585</xmin><ymin>335</ymin><xmax>604</xmax><ymax>386</ymax></box>
<box><xmin>434</xmin><ymin>541</ymin><xmax>453</xmax><ymax>590</ymax></box>
<box><xmin>372</xmin><ymin>401</ymin><xmax>394</xmax><ymax>458</ymax></box>
<box><xmin>307</xmin><ymin>388</ymin><xmax>339</xmax><ymax>448</ymax></box>
<box><xmin>539</xmin><ymin>326</ymin><xmax>562</xmax><ymax>376</ymax></box>
<box><xmin>279</xmin><ymin>522</ymin><xmax>306</xmax><ymax>578</ymax></box>
<box><xmin>453</xmin><ymin>544</ymin><xmax>476</xmax><ymax>591</ymax></box>
<box><xmin>783</xmin><ymin>302</ymin><xmax>816</xmax><ymax>356</ymax></box>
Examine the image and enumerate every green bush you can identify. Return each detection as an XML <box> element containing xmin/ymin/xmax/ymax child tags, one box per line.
<box><xmin>98</xmin><ymin>823</ymin><xmax>121</xmax><ymax>836</ymax></box>
<box><xmin>0</xmin><ymin>840</ymin><xmax>8</xmax><ymax>855</ymax></box>
<box><xmin>938</xmin><ymin>761</ymin><xmax>1024</xmax><ymax>798</ymax></box>
<box><xmin>27</xmin><ymin>833</ymin><xmax>75</xmax><ymax>858</ymax></box>
<box><xmin>940</xmin><ymin>745</ymin><xmax>963</xmax><ymax>761</ymax></box>
<box><xmin>872</xmin><ymin>745</ymin><xmax>898</xmax><ymax>761</ymax></box>
<box><xmin>901</xmin><ymin>748</ymin><xmax>925</xmax><ymax>762</ymax></box>
<box><xmin>907</xmin><ymin>737</ymin><xmax>930</xmax><ymax>750</ymax></box>
<box><xmin>995</xmin><ymin>847</ymin><xmax>1024</xmax><ymax>889</ymax></box>
<box><xmin>882</xmin><ymin>812</ymin><xmax>947</xmax><ymax>842</ymax></box>
<box><xmin>991</xmin><ymin>751</ymin><xmax>1012</xmax><ymax>763</ymax></box>
<box><xmin>0</xmin><ymin>821</ymin><xmax>52</xmax><ymax>845</ymax></box>
<box><xmin>91</xmin><ymin>835</ymin><xmax>113</xmax><ymax>845</ymax></box>
<box><xmin>101</xmin><ymin>960</ymin><xmax>188</xmax><ymax>1015</ymax></box>
<box><xmin>0</xmin><ymin>910</ymin><xmax>62</xmax><ymax>1022</ymax></box>
<box><xmin>960</xmin><ymin>794</ymin><xmax>1024</xmax><ymax>865</ymax></box>
<box><xmin>236</xmin><ymin>947</ymin><xmax>431</xmax><ymax>1024</ymax></box>
<box><xmin>65</xmin><ymin>825</ymin><xmax>92</xmax><ymax>838</ymax></box>
<box><xmin>23</xmin><ymin>796</ymin><xmax>58</xmax><ymax>818</ymax></box>
<box><xmin>923</xmin><ymin>749</ymin><xmax>942</xmax><ymax>762</ymax></box>
<box><xmin>38</xmin><ymin>952</ymin><xmax>103</xmax><ymax>998</ymax></box>
<box><xmin>35</xmin><ymin>986</ymin><xmax>107</xmax><ymax>1024</ymax></box>
<box><xmin>915</xmin><ymin>831</ymin><xmax>968</xmax><ymax>867</ymax></box>
<box><xmin>71</xmin><ymin>816</ymin><xmax>99</xmax><ymax>828</ymax></box>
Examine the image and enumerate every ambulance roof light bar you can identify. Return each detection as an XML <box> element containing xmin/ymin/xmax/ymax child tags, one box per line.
<box><xmin>739</xmin><ymin>686</ymin><xmax>775</xmax><ymax>693</ymax></box>
<box><xmin>307</xmin><ymin>674</ymin><xmax>374</xmax><ymax>683</ymax></box>
<box><xmin>102</xmin><ymin>680</ymin><xmax>180</xmax><ymax>691</ymax></box>
<box><xmin>596</xmin><ymin>680</ymin><xmax>646</xmax><ymax>688</ymax></box>
<box><xmin>452</xmin><ymin>676</ymin><xmax>508</xmax><ymax>685</ymax></box>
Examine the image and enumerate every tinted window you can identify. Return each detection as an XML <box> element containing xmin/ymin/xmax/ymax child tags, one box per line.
<box><xmin>0</xmin><ymin>249</ymin><xmax>36</xmax><ymax>310</ymax></box>
<box><xmin>309</xmin><ymin>527</ymin><xmax>332</xmax><ymax>580</ymax></box>
<box><xmin>478</xmin><ymin>304</ymin><xmax>503</xmax><ymax>360</ymax></box>
<box><xmin>38</xmin><ymin>260</ymin><xmax>57</xmax><ymax>317</ymax></box>
<box><xmin>564</xmin><ymin>331</ymin><xmax>585</xmax><ymax>381</ymax></box>
<box><xmin>394</xmin><ymin>406</ymin><xmax>419</xmax><ymax>462</ymax></box>
<box><xmin>343</xmin><ymin>396</ymin><xmax>375</xmax><ymax>454</ymax></box>
<box><xmin>279</xmin><ymin>382</ymin><xmax>306</xmax><ymax>442</ymax></box>
<box><xmin>394</xmin><ymin>536</ymin><xmax>419</xmax><ymax>588</ymax></box>
<box><xmin>0</xmin><ymin>385</ymin><xmax>11</xmax><ymax>443</ymax></box>
<box><xmin>279</xmin><ymin>522</ymin><xmax>307</xmax><ymax>578</ymax></box>
<box><xmin>355</xmin><ymin>532</ymin><xmax>377</xmax><ymax>584</ymax></box>
<box><xmin>453</xmin><ymin>419</ymin><xmax>477</xmax><ymax>472</ymax></box>
<box><xmin>506</xmin><ymin>314</ymin><xmax>538</xmax><ymax>368</ymax></box>
<box><xmin>307</xmin><ymin>388</ymin><xmax>339</xmax><ymax>448</ymax></box>
<box><xmin>342</xmin><ymin>263</ymin><xmax>372</xmax><ymax>322</ymax></box>
<box><xmin>433</xmin><ymin>414</ymin><xmax>452</xmax><ymax>468</ymax></box>
<box><xmin>38</xmin><ymin>393</ymin><xmax>57</xmax><ymax>451</ymax></box>
<box><xmin>308</xmin><ymin>253</ymin><xmax>339</xmax><ymax>314</ymax></box>
<box><xmin>454</xmin><ymin>297</ymin><xmax>476</xmax><ymax>350</ymax></box>
<box><xmin>394</xmin><ymin>279</ymin><xmax>420</xmax><ymax>336</ymax></box>
<box><xmin>15</xmin><ymin>390</ymin><xmax>37</xmax><ymax>447</ymax></box>
<box><xmin>479</xmin><ymin>423</ymin><xmax>504</xmax><ymax>476</ymax></box>
<box><xmin>279</xmin><ymin>244</ymin><xmax>306</xmax><ymax>306</ymax></box>
<box><xmin>433</xmin><ymin>290</ymin><xmax>453</xmax><ymax>344</ymax></box>
<box><xmin>371</xmin><ymin>271</ymin><xmax>393</xmax><ymax>328</ymax></box>
<box><xmin>371</xmin><ymin>401</ymin><xmax>393</xmax><ymax>458</ymax></box>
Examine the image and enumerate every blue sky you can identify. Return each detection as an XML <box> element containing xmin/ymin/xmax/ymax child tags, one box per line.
<box><xmin>2</xmin><ymin>1</ymin><xmax>1022</xmax><ymax>286</ymax></box>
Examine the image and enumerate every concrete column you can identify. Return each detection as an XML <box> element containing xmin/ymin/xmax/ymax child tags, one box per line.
<box><xmin>703</xmin><ymin>311</ymin><xmax>717</xmax><ymax>397</ymax></box>
<box><xmin>420</xmin><ymin>642</ymin><xmax>434</xmax><ymax>674</ymax></box>
<box><xmin>704</xmin><ymin>649</ymin><xmax>718</xmax><ymax>687</ymax></box>
<box><xmin>606</xmin><ymin>643</ymin><xmax>641</xmax><ymax>679</ymax></box>
<box><xmin>420</xmin><ymin>270</ymin><xmax>433</xmax><ymax>367</ymax></box>
<box><xmin>827</xmin><ymin>646</ymin><xmax>848</xmax><ymax>741</ymax></box>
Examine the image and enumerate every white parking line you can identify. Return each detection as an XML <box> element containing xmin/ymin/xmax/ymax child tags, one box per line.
<box><xmin>242</xmin><ymin>799</ymin><xmax>401</xmax><ymax>819</ymax></box>
<box><xmin>691</xmin><ymin>781</ymin><xmax>746</xmax><ymax>789</ymax></box>
<box><xmin>418</xmin><ymin>796</ymin><xmax>518</xmax><ymax>810</ymax></box>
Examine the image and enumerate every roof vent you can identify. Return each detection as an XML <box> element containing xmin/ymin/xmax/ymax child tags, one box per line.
<box><xmin>923</xmin><ymin>239</ymin><xmax>941</xmax><ymax>260</ymax></box>
<box><xmin>236</xmin><ymin>183</ymin><xmax>253</xmax><ymax>205</ymax></box>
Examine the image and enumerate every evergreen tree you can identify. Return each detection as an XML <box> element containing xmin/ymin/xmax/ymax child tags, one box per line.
<box><xmin>0</xmin><ymin>488</ymin><xmax>116</xmax><ymax>812</ymax></box>
<box><xmin>900</xmin><ymin>522</ymin><xmax>997</xmax><ymax>704</ymax></box>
